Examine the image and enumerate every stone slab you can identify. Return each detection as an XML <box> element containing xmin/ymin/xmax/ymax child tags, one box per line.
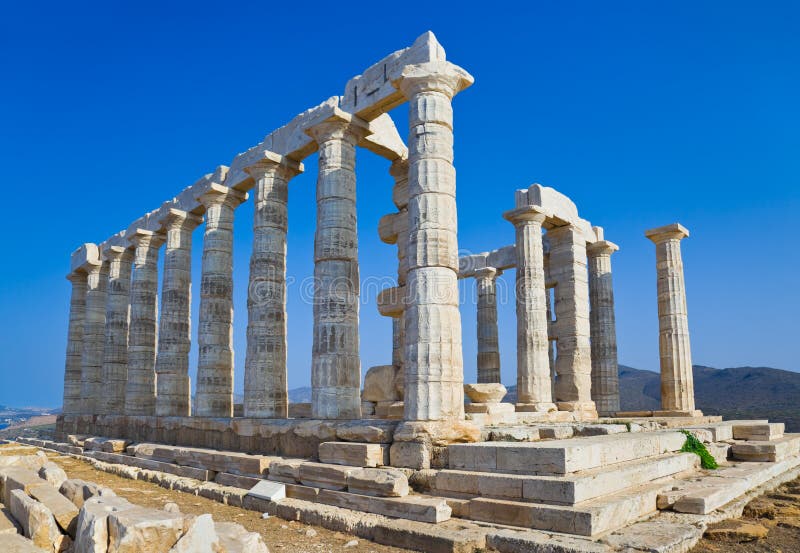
<box><xmin>107</xmin><ymin>505</ymin><xmax>186</xmax><ymax>553</ymax></box>
<box><xmin>85</xmin><ymin>450</ymin><xmax>216</xmax><ymax>481</ymax></box>
<box><xmin>28</xmin><ymin>483</ymin><xmax>79</xmax><ymax>537</ymax></box>
<box><xmin>268</xmin><ymin>459</ymin><xmax>302</xmax><ymax>484</ymax></box>
<box><xmin>486</xmin><ymin>528</ymin><xmax>607</xmax><ymax>553</ymax></box>
<box><xmin>0</xmin><ymin>468</ymin><xmax>48</xmax><ymax>506</ymax></box>
<box><xmin>732</xmin><ymin>423</ymin><xmax>785</xmax><ymax>441</ymax></box>
<box><xmin>299</xmin><ymin>462</ymin><xmax>358</xmax><ymax>491</ymax></box>
<box><xmin>448</xmin><ymin>431</ymin><xmax>686</xmax><ymax>475</ymax></box>
<box><xmin>9</xmin><ymin>489</ymin><xmax>65</xmax><ymax>552</ymax></box>
<box><xmin>0</xmin><ymin>533</ymin><xmax>49</xmax><ymax>552</ymax></box>
<box><xmin>730</xmin><ymin>434</ymin><xmax>800</xmax><ymax>462</ymax></box>
<box><xmin>214</xmin><ymin>473</ymin><xmax>261</xmax><ymax>489</ymax></box>
<box><xmin>346</xmin><ymin>468</ymin><xmax>409</xmax><ymax>498</ymax></box>
<box><xmin>316</xmin><ymin>489</ymin><xmax>451</xmax><ymax>523</ymax></box>
<box><xmin>318</xmin><ymin>442</ymin><xmax>389</xmax><ymax>468</ymax></box>
<box><xmin>0</xmin><ymin>504</ymin><xmax>21</xmax><ymax>535</ymax></box>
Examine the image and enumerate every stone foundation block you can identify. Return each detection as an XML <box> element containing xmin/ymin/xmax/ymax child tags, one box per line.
<box><xmin>267</xmin><ymin>460</ymin><xmax>302</xmax><ymax>484</ymax></box>
<box><xmin>316</xmin><ymin>489</ymin><xmax>451</xmax><ymax>523</ymax></box>
<box><xmin>732</xmin><ymin>422</ymin><xmax>785</xmax><ymax>441</ymax></box>
<box><xmin>107</xmin><ymin>506</ymin><xmax>186</xmax><ymax>553</ymax></box>
<box><xmin>389</xmin><ymin>442</ymin><xmax>430</xmax><ymax>469</ymax></box>
<box><xmin>318</xmin><ymin>442</ymin><xmax>389</xmax><ymax>467</ymax></box>
<box><xmin>346</xmin><ymin>468</ymin><xmax>409</xmax><ymax>497</ymax></box>
<box><xmin>28</xmin><ymin>483</ymin><xmax>79</xmax><ymax>537</ymax></box>
<box><xmin>9</xmin><ymin>489</ymin><xmax>68</xmax><ymax>552</ymax></box>
<box><xmin>298</xmin><ymin>462</ymin><xmax>358</xmax><ymax>491</ymax></box>
<box><xmin>0</xmin><ymin>468</ymin><xmax>48</xmax><ymax>506</ymax></box>
<box><xmin>247</xmin><ymin>480</ymin><xmax>286</xmax><ymax>502</ymax></box>
<box><xmin>214</xmin><ymin>472</ymin><xmax>261</xmax><ymax>489</ymax></box>
<box><xmin>731</xmin><ymin>435</ymin><xmax>800</xmax><ymax>462</ymax></box>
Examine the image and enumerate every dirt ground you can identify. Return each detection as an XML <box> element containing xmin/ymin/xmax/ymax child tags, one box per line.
<box><xmin>0</xmin><ymin>444</ymin><xmax>412</xmax><ymax>553</ymax></box>
<box><xmin>691</xmin><ymin>477</ymin><xmax>800</xmax><ymax>552</ymax></box>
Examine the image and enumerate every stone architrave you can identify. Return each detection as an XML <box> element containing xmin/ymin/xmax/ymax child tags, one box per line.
<box><xmin>99</xmin><ymin>246</ymin><xmax>133</xmax><ymax>415</ymax></box>
<box><xmin>195</xmin><ymin>184</ymin><xmax>247</xmax><ymax>418</ymax></box>
<box><xmin>63</xmin><ymin>271</ymin><xmax>87</xmax><ymax>415</ymax></box>
<box><xmin>307</xmin><ymin>115</ymin><xmax>369</xmax><ymax>420</ymax></box>
<box><xmin>125</xmin><ymin>230</ymin><xmax>165</xmax><ymax>416</ymax></box>
<box><xmin>396</xmin><ymin>61</ymin><xmax>473</xmax><ymax>422</ymax></box>
<box><xmin>587</xmin><ymin>234</ymin><xmax>620</xmax><ymax>415</ymax></box>
<box><xmin>80</xmin><ymin>260</ymin><xmax>108</xmax><ymax>414</ymax></box>
<box><xmin>243</xmin><ymin>154</ymin><xmax>302</xmax><ymax>419</ymax></box>
<box><xmin>155</xmin><ymin>209</ymin><xmax>202</xmax><ymax>417</ymax></box>
<box><xmin>549</xmin><ymin>224</ymin><xmax>595</xmax><ymax>413</ymax></box>
<box><xmin>646</xmin><ymin>223</ymin><xmax>695</xmax><ymax>412</ymax></box>
<box><xmin>503</xmin><ymin>206</ymin><xmax>555</xmax><ymax>411</ymax></box>
<box><xmin>475</xmin><ymin>267</ymin><xmax>501</xmax><ymax>384</ymax></box>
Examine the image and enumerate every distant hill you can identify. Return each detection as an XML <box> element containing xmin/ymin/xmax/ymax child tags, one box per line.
<box><xmin>503</xmin><ymin>365</ymin><xmax>800</xmax><ymax>431</ymax></box>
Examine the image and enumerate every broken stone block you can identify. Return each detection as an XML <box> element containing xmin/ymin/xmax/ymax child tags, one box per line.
<box><xmin>705</xmin><ymin>520</ymin><xmax>768</xmax><ymax>542</ymax></box>
<box><xmin>214</xmin><ymin>473</ymin><xmax>260</xmax><ymax>489</ymax></box>
<box><xmin>38</xmin><ymin>464</ymin><xmax>68</xmax><ymax>489</ymax></box>
<box><xmin>1</xmin><ymin>468</ymin><xmax>48</xmax><ymax>506</ymax></box>
<box><xmin>9</xmin><ymin>489</ymin><xmax>68</xmax><ymax>552</ymax></box>
<box><xmin>74</xmin><ymin>496</ymin><xmax>135</xmax><ymax>553</ymax></box>
<box><xmin>59</xmin><ymin>479</ymin><xmax>115</xmax><ymax>509</ymax></box>
<box><xmin>464</xmin><ymin>383</ymin><xmax>507</xmax><ymax>404</ymax></box>
<box><xmin>247</xmin><ymin>480</ymin><xmax>286</xmax><ymax>502</ymax></box>
<box><xmin>214</xmin><ymin>522</ymin><xmax>269</xmax><ymax>553</ymax></box>
<box><xmin>267</xmin><ymin>460</ymin><xmax>302</xmax><ymax>484</ymax></box>
<box><xmin>0</xmin><ymin>504</ymin><xmax>22</xmax><ymax>535</ymax></box>
<box><xmin>299</xmin><ymin>462</ymin><xmax>358</xmax><ymax>491</ymax></box>
<box><xmin>363</xmin><ymin>365</ymin><xmax>399</xmax><ymax>403</ymax></box>
<box><xmin>28</xmin><ymin>483</ymin><xmax>79</xmax><ymax>537</ymax></box>
<box><xmin>318</xmin><ymin>442</ymin><xmax>388</xmax><ymax>468</ymax></box>
<box><xmin>107</xmin><ymin>506</ymin><xmax>186</xmax><ymax>553</ymax></box>
<box><xmin>732</xmin><ymin>423</ymin><xmax>784</xmax><ymax>441</ymax></box>
<box><xmin>389</xmin><ymin>442</ymin><xmax>430</xmax><ymax>470</ymax></box>
<box><xmin>169</xmin><ymin>514</ymin><xmax>221</xmax><ymax>553</ymax></box>
<box><xmin>346</xmin><ymin>468</ymin><xmax>409</xmax><ymax>497</ymax></box>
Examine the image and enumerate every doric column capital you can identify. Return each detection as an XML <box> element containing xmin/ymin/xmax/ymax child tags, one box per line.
<box><xmin>587</xmin><ymin>240</ymin><xmax>619</xmax><ymax>257</ymax></box>
<box><xmin>503</xmin><ymin>205</ymin><xmax>548</xmax><ymax>226</ymax></box>
<box><xmin>377</xmin><ymin>285</ymin><xmax>405</xmax><ymax>318</ymax></box>
<box><xmin>305</xmin><ymin>112</ymin><xmax>371</xmax><ymax>146</ymax></box>
<box><xmin>378</xmin><ymin>211</ymin><xmax>409</xmax><ymax>245</ymax></box>
<box><xmin>243</xmin><ymin>151</ymin><xmax>304</xmax><ymax>180</ymax></box>
<box><xmin>101</xmin><ymin>245</ymin><xmax>133</xmax><ymax>262</ymax></box>
<box><xmin>645</xmin><ymin>223</ymin><xmax>690</xmax><ymax>244</ymax></box>
<box><xmin>158</xmin><ymin>208</ymin><xmax>203</xmax><ymax>232</ymax></box>
<box><xmin>196</xmin><ymin>182</ymin><xmax>248</xmax><ymax>210</ymax></box>
<box><xmin>66</xmin><ymin>270</ymin><xmax>87</xmax><ymax>284</ymax></box>
<box><xmin>128</xmin><ymin>228</ymin><xmax>166</xmax><ymax>250</ymax></box>
<box><xmin>396</xmin><ymin>61</ymin><xmax>474</xmax><ymax>100</ymax></box>
<box><xmin>474</xmin><ymin>266</ymin><xmax>500</xmax><ymax>281</ymax></box>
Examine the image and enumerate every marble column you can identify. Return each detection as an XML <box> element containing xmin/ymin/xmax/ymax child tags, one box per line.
<box><xmin>390</xmin><ymin>158</ymin><xmax>410</xmax><ymax>384</ymax></box>
<box><xmin>398</xmin><ymin>62</ymin><xmax>473</xmax><ymax>421</ymax></box>
<box><xmin>195</xmin><ymin>184</ymin><xmax>247</xmax><ymax>418</ymax></box>
<box><xmin>546</xmin><ymin>285</ymin><xmax>557</xmax><ymax>398</ymax></box>
<box><xmin>155</xmin><ymin>209</ymin><xmax>202</xmax><ymax>417</ymax></box>
<box><xmin>125</xmin><ymin>230</ymin><xmax>164</xmax><ymax>416</ymax></box>
<box><xmin>549</xmin><ymin>224</ymin><xmax>595</xmax><ymax>413</ymax></box>
<box><xmin>503</xmin><ymin>207</ymin><xmax>555</xmax><ymax>411</ymax></box>
<box><xmin>62</xmin><ymin>271</ymin><xmax>87</xmax><ymax>415</ymax></box>
<box><xmin>307</xmin><ymin>116</ymin><xmax>368</xmax><ymax>420</ymax></box>
<box><xmin>587</xmin><ymin>235</ymin><xmax>620</xmax><ymax>415</ymax></box>
<box><xmin>80</xmin><ymin>260</ymin><xmax>107</xmax><ymax>414</ymax></box>
<box><xmin>645</xmin><ymin>223</ymin><xmax>696</xmax><ymax>413</ymax></box>
<box><xmin>475</xmin><ymin>267</ymin><xmax>501</xmax><ymax>384</ymax></box>
<box><xmin>243</xmin><ymin>155</ymin><xmax>302</xmax><ymax>419</ymax></box>
<box><xmin>99</xmin><ymin>246</ymin><xmax>133</xmax><ymax>415</ymax></box>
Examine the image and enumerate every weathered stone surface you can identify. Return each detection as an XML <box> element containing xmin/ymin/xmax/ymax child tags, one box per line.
<box><xmin>107</xmin><ymin>506</ymin><xmax>185</xmax><ymax>553</ymax></box>
<box><xmin>346</xmin><ymin>468</ymin><xmax>409</xmax><ymax>498</ymax></box>
<box><xmin>1</xmin><ymin>468</ymin><xmax>48</xmax><ymax>506</ymax></box>
<box><xmin>0</xmin><ymin>504</ymin><xmax>22</xmax><ymax>535</ymax></box>
<box><xmin>705</xmin><ymin>520</ymin><xmax>768</xmax><ymax>542</ymax></box>
<box><xmin>86</xmin><ymin>451</ymin><xmax>215</xmax><ymax>481</ymax></box>
<box><xmin>214</xmin><ymin>473</ymin><xmax>260</xmax><ymax>490</ymax></box>
<box><xmin>316</xmin><ymin>489</ymin><xmax>450</xmax><ymax>523</ymax></box>
<box><xmin>9</xmin><ymin>489</ymin><xmax>68</xmax><ymax>552</ymax></box>
<box><xmin>38</xmin><ymin>464</ymin><xmax>68</xmax><ymax>490</ymax></box>
<box><xmin>474</xmin><ymin>267</ymin><xmax>502</xmax><ymax>384</ymax></box>
<box><xmin>318</xmin><ymin>442</ymin><xmax>388</xmax><ymax>468</ymax></box>
<box><xmin>587</xmin><ymin>238</ymin><xmax>620</xmax><ymax>415</ymax></box>
<box><xmin>362</xmin><ymin>365</ymin><xmax>399</xmax><ymax>403</ymax></box>
<box><xmin>731</xmin><ymin>434</ymin><xmax>800</xmax><ymax>462</ymax></box>
<box><xmin>214</xmin><ymin>522</ymin><xmax>269</xmax><ymax>553</ymax></box>
<box><xmin>267</xmin><ymin>460</ymin><xmax>302</xmax><ymax>484</ymax></box>
<box><xmin>59</xmin><ymin>479</ymin><xmax>116</xmax><ymax>509</ymax></box>
<box><xmin>298</xmin><ymin>462</ymin><xmax>358</xmax><ymax>491</ymax></box>
<box><xmin>0</xmin><ymin>454</ymin><xmax>47</xmax><ymax>473</ymax></box>
<box><xmin>0</xmin><ymin>533</ymin><xmax>50</xmax><ymax>552</ymax></box>
<box><xmin>486</xmin><ymin>528</ymin><xmax>607</xmax><ymax>553</ymax></box>
<box><xmin>732</xmin><ymin>422</ymin><xmax>784</xmax><ymax>441</ymax></box>
<box><xmin>488</xmin><ymin>428</ymin><xmax>540</xmax><ymax>442</ymax></box>
<box><xmin>247</xmin><ymin>480</ymin><xmax>286</xmax><ymax>502</ymax></box>
<box><xmin>464</xmin><ymin>383</ymin><xmax>507</xmax><ymax>404</ymax></box>
<box><xmin>389</xmin><ymin>442</ymin><xmax>430</xmax><ymax>470</ymax></box>
<box><xmin>74</xmin><ymin>496</ymin><xmax>134</xmax><ymax>553</ymax></box>
<box><xmin>602</xmin><ymin>520</ymin><xmax>702</xmax><ymax>553</ymax></box>
<box><xmin>28</xmin><ymin>483</ymin><xmax>79</xmax><ymax>537</ymax></box>
<box><xmin>169</xmin><ymin>514</ymin><xmax>221</xmax><ymax>553</ymax></box>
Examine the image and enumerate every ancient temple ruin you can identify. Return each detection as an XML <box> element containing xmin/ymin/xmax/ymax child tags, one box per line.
<box><xmin>50</xmin><ymin>32</ymin><xmax>799</xmax><ymax>552</ymax></box>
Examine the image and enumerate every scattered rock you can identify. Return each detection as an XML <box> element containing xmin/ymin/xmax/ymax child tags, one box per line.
<box><xmin>305</xmin><ymin>528</ymin><xmax>317</xmax><ymax>537</ymax></box>
<box><xmin>38</xmin><ymin>463</ymin><xmax>68</xmax><ymax>489</ymax></box>
<box><xmin>705</xmin><ymin>520</ymin><xmax>769</xmax><ymax>542</ymax></box>
<box><xmin>169</xmin><ymin>514</ymin><xmax>221</xmax><ymax>553</ymax></box>
<box><xmin>9</xmin><ymin>489</ymin><xmax>69</xmax><ymax>552</ymax></box>
<box><xmin>107</xmin><ymin>505</ymin><xmax>186</xmax><ymax>553</ymax></box>
<box><xmin>343</xmin><ymin>539</ymin><xmax>358</xmax><ymax>548</ymax></box>
<box><xmin>464</xmin><ymin>383</ymin><xmax>507</xmax><ymax>404</ymax></box>
<box><xmin>163</xmin><ymin>502</ymin><xmax>181</xmax><ymax>514</ymax></box>
<box><xmin>215</xmin><ymin>522</ymin><xmax>269</xmax><ymax>553</ymax></box>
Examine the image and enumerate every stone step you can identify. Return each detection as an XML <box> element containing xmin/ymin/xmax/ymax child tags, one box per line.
<box><xmin>467</xmin><ymin>482</ymin><xmax>664</xmax><ymax>537</ymax></box>
<box><xmin>732</xmin><ymin>422</ymin><xmax>785</xmax><ymax>441</ymax></box>
<box><xmin>318</xmin><ymin>442</ymin><xmax>389</xmax><ymax>468</ymax></box>
<box><xmin>129</xmin><ymin>443</ymin><xmax>276</xmax><ymax>477</ymax></box>
<box><xmin>84</xmin><ymin>450</ymin><xmax>216</xmax><ymax>481</ymax></box>
<box><xmin>448</xmin><ymin>431</ymin><xmax>687</xmax><ymax>475</ymax></box>
<box><xmin>663</xmin><ymin>453</ymin><xmax>800</xmax><ymax>514</ymax></box>
<box><xmin>315</xmin><ymin>488</ymin><xmax>451</xmax><ymax>523</ymax></box>
<box><xmin>730</xmin><ymin>434</ymin><xmax>800</xmax><ymax>462</ymax></box>
<box><xmin>435</xmin><ymin>452</ymin><xmax>699</xmax><ymax>505</ymax></box>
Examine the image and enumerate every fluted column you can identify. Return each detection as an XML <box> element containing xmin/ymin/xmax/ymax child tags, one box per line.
<box><xmin>155</xmin><ymin>209</ymin><xmax>202</xmax><ymax>417</ymax></box>
<box><xmin>646</xmin><ymin>223</ymin><xmax>696</xmax><ymax>412</ymax></box>
<box><xmin>80</xmin><ymin>260</ymin><xmax>107</xmax><ymax>414</ymax></box>
<box><xmin>397</xmin><ymin>62</ymin><xmax>473</xmax><ymax>421</ymax></box>
<box><xmin>307</xmin><ymin>115</ymin><xmax>368</xmax><ymax>420</ymax></box>
<box><xmin>125</xmin><ymin>230</ymin><xmax>164</xmax><ymax>416</ymax></box>
<box><xmin>99</xmin><ymin>246</ymin><xmax>133</xmax><ymax>415</ymax></box>
<box><xmin>195</xmin><ymin>184</ymin><xmax>247</xmax><ymax>418</ymax></box>
<box><xmin>587</xmin><ymin>236</ymin><xmax>620</xmax><ymax>415</ymax></box>
<box><xmin>549</xmin><ymin>224</ymin><xmax>595</xmax><ymax>413</ymax></box>
<box><xmin>475</xmin><ymin>267</ymin><xmax>501</xmax><ymax>384</ymax></box>
<box><xmin>503</xmin><ymin>207</ymin><xmax>555</xmax><ymax>411</ymax></box>
<box><xmin>63</xmin><ymin>271</ymin><xmax>87</xmax><ymax>415</ymax></box>
<box><xmin>243</xmin><ymin>154</ymin><xmax>302</xmax><ymax>418</ymax></box>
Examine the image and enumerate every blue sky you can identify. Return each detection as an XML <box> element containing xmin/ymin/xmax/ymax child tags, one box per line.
<box><xmin>1</xmin><ymin>1</ymin><xmax>798</xmax><ymax>408</ymax></box>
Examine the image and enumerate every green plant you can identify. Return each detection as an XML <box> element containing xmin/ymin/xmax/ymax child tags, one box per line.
<box><xmin>679</xmin><ymin>430</ymin><xmax>718</xmax><ymax>469</ymax></box>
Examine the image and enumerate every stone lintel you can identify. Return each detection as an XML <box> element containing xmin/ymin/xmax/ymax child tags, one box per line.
<box><xmin>70</xmin><ymin>242</ymin><xmax>101</xmax><ymax>274</ymax></box>
<box><xmin>341</xmin><ymin>31</ymin><xmax>448</xmax><ymax>120</ymax></box>
<box><xmin>458</xmin><ymin>245</ymin><xmax>516</xmax><ymax>279</ymax></box>
<box><xmin>587</xmin><ymin>240</ymin><xmax>619</xmax><ymax>256</ymax></box>
<box><xmin>645</xmin><ymin>223</ymin><xmax>690</xmax><ymax>243</ymax></box>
